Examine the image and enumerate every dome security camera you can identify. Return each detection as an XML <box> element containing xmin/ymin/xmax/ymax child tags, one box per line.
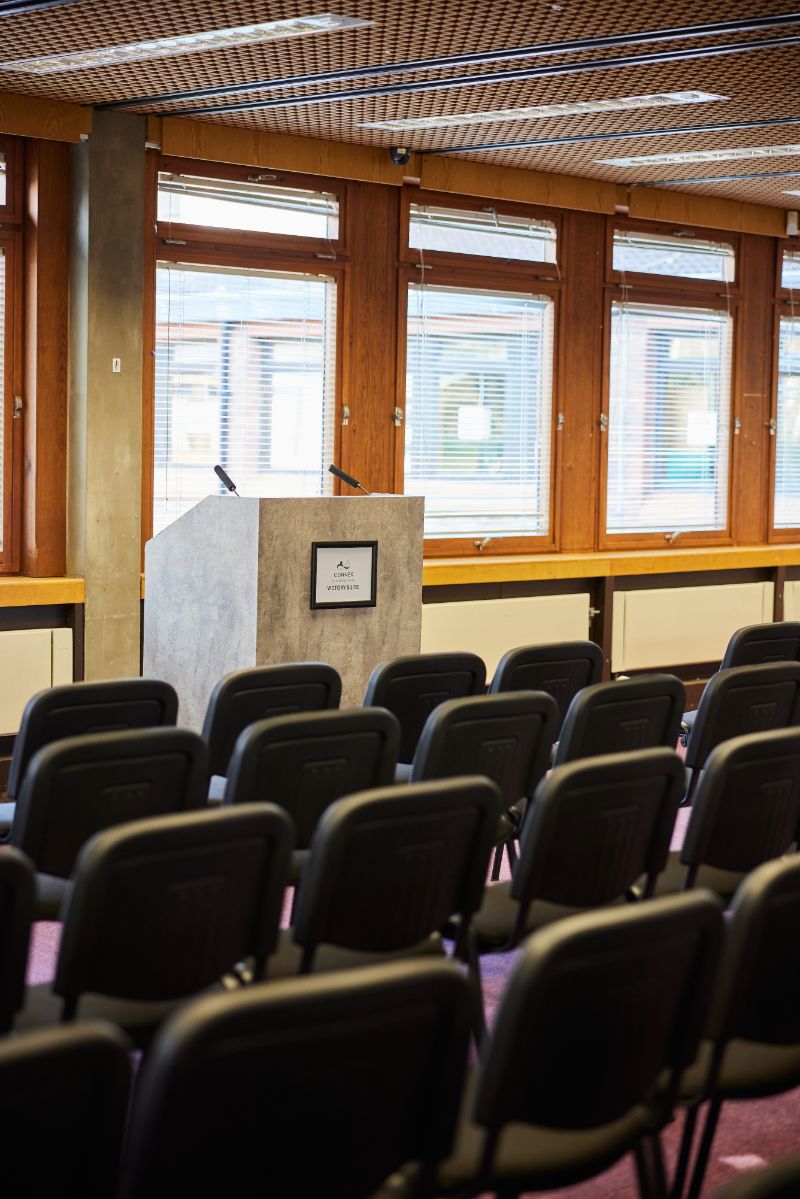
<box><xmin>389</xmin><ymin>146</ymin><xmax>411</xmax><ymax>166</ymax></box>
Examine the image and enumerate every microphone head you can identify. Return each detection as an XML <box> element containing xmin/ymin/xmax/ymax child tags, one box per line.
<box><xmin>213</xmin><ymin>464</ymin><xmax>237</xmax><ymax>493</ymax></box>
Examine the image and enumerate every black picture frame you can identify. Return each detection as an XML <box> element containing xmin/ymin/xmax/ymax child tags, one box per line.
<box><xmin>310</xmin><ymin>540</ymin><xmax>378</xmax><ymax>609</ymax></box>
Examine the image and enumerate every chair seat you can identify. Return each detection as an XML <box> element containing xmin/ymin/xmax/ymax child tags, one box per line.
<box><xmin>34</xmin><ymin>873</ymin><xmax>71</xmax><ymax>921</ymax></box>
<box><xmin>266</xmin><ymin>928</ymin><xmax>445</xmax><ymax>979</ymax></box>
<box><xmin>470</xmin><ymin>881</ymin><xmax>615</xmax><ymax>949</ymax></box>
<box><xmin>640</xmin><ymin>851</ymin><xmax>747</xmax><ymax>902</ymax></box>
<box><xmin>0</xmin><ymin>799</ymin><xmax>14</xmax><ymax>836</ymax></box>
<box><xmin>16</xmin><ymin>980</ymin><xmax>229</xmax><ymax>1047</ymax></box>
<box><xmin>438</xmin><ymin>1070</ymin><xmax>653</xmax><ymax>1193</ymax></box>
<box><xmin>679</xmin><ymin>1038</ymin><xmax>800</xmax><ymax>1105</ymax></box>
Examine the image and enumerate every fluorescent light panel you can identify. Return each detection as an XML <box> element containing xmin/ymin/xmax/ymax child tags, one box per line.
<box><xmin>0</xmin><ymin>13</ymin><xmax>371</xmax><ymax>74</ymax></box>
<box><xmin>360</xmin><ymin>91</ymin><xmax>726</xmax><ymax>131</ymax></box>
<box><xmin>598</xmin><ymin>142</ymin><xmax>800</xmax><ymax>167</ymax></box>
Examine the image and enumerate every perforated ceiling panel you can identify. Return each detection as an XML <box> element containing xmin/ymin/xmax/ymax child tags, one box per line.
<box><xmin>0</xmin><ymin>0</ymin><xmax>798</xmax><ymax>208</ymax></box>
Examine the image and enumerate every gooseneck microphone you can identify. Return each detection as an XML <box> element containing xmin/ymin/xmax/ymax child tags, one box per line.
<box><xmin>328</xmin><ymin>464</ymin><xmax>371</xmax><ymax>495</ymax></box>
<box><xmin>214</xmin><ymin>464</ymin><xmax>239</xmax><ymax>495</ymax></box>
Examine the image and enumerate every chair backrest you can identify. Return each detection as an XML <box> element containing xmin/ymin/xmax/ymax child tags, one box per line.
<box><xmin>0</xmin><ymin>847</ymin><xmax>35</xmax><ymax>1033</ymax></box>
<box><xmin>0</xmin><ymin>1023</ymin><xmax>132</xmax><ymax>1198</ymax></box>
<box><xmin>202</xmin><ymin>662</ymin><xmax>342</xmax><ymax>778</ymax></box>
<box><xmin>224</xmin><ymin>708</ymin><xmax>400</xmax><ymax>848</ymax></box>
<box><xmin>509</xmin><ymin>749</ymin><xmax>684</xmax><ymax>927</ymax></box>
<box><xmin>7</xmin><ymin>677</ymin><xmax>179</xmax><ymax>800</ymax></box>
<box><xmin>472</xmin><ymin>893</ymin><xmax>721</xmax><ymax>1158</ymax></box>
<box><xmin>119</xmin><ymin>961</ymin><xmax>471</xmax><ymax>1199</ymax></box>
<box><xmin>292</xmin><ymin>777</ymin><xmax>502</xmax><ymax>968</ymax></box>
<box><xmin>54</xmin><ymin>805</ymin><xmax>293</xmax><ymax>1016</ymax></box>
<box><xmin>707</xmin><ymin>855</ymin><xmax>800</xmax><ymax>1050</ymax></box>
<box><xmin>363</xmin><ymin>652</ymin><xmax>486</xmax><ymax>763</ymax></box>
<box><xmin>685</xmin><ymin>662</ymin><xmax>800</xmax><ymax>773</ymax></box>
<box><xmin>681</xmin><ymin>729</ymin><xmax>800</xmax><ymax>883</ymax></box>
<box><xmin>721</xmin><ymin>622</ymin><xmax>800</xmax><ymax>669</ymax></box>
<box><xmin>411</xmin><ymin>691</ymin><xmax>559</xmax><ymax>807</ymax></box>
<box><xmin>489</xmin><ymin>640</ymin><xmax>604</xmax><ymax>731</ymax></box>
<box><xmin>11</xmin><ymin>728</ymin><xmax>210</xmax><ymax>881</ymax></box>
<box><xmin>553</xmin><ymin>673</ymin><xmax>686</xmax><ymax>767</ymax></box>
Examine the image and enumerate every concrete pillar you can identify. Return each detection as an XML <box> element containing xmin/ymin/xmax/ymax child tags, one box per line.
<box><xmin>67</xmin><ymin>110</ymin><xmax>145</xmax><ymax>678</ymax></box>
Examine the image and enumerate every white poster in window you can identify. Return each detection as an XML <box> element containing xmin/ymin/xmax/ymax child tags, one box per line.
<box><xmin>686</xmin><ymin>410</ymin><xmax>717</xmax><ymax>447</ymax></box>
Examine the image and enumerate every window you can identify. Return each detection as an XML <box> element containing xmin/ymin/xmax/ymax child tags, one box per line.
<box><xmin>606</xmin><ymin>302</ymin><xmax>733</xmax><ymax>535</ymax></box>
<box><xmin>0</xmin><ymin>150</ymin><xmax>5</xmax><ymax>207</ymax></box>
<box><xmin>613</xmin><ymin>229</ymin><xmax>735</xmax><ymax>282</ymax></box>
<box><xmin>409</xmin><ymin>202</ymin><xmax>557</xmax><ymax>264</ymax></box>
<box><xmin>782</xmin><ymin>251</ymin><xmax>800</xmax><ymax>291</ymax></box>
<box><xmin>153</xmin><ymin>262</ymin><xmax>336</xmax><ymax>535</ymax></box>
<box><xmin>774</xmin><ymin>315</ymin><xmax>800</xmax><ymax>529</ymax></box>
<box><xmin>157</xmin><ymin>172</ymin><xmax>339</xmax><ymax>240</ymax></box>
<box><xmin>405</xmin><ymin>283</ymin><xmax>554</xmax><ymax>539</ymax></box>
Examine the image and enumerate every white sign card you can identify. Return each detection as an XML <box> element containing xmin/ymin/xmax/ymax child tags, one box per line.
<box><xmin>310</xmin><ymin>541</ymin><xmax>378</xmax><ymax>609</ymax></box>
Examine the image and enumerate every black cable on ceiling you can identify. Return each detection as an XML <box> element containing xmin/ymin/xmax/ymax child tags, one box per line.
<box><xmin>0</xmin><ymin>0</ymin><xmax>80</xmax><ymax>14</ymax></box>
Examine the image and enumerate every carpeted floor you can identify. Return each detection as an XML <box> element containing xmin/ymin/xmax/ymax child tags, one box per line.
<box><xmin>24</xmin><ymin>803</ymin><xmax>800</xmax><ymax>1198</ymax></box>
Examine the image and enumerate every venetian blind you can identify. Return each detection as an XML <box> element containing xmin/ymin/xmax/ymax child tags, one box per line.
<box><xmin>775</xmin><ymin>315</ymin><xmax>800</xmax><ymax>529</ymax></box>
<box><xmin>153</xmin><ymin>262</ymin><xmax>336</xmax><ymax>535</ymax></box>
<box><xmin>613</xmin><ymin>230</ymin><xmax>735</xmax><ymax>281</ymax></box>
<box><xmin>157</xmin><ymin>173</ymin><xmax>339</xmax><ymax>240</ymax></box>
<box><xmin>405</xmin><ymin>283</ymin><xmax>554</xmax><ymax>539</ymax></box>
<box><xmin>782</xmin><ymin>251</ymin><xmax>800</xmax><ymax>290</ymax></box>
<box><xmin>409</xmin><ymin>203</ymin><xmax>557</xmax><ymax>263</ymax></box>
<box><xmin>606</xmin><ymin>301</ymin><xmax>733</xmax><ymax>535</ymax></box>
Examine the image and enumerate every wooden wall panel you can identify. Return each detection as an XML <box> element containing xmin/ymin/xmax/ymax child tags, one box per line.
<box><xmin>340</xmin><ymin>182</ymin><xmax>400</xmax><ymax>494</ymax></box>
<box><xmin>22</xmin><ymin>139</ymin><xmax>69</xmax><ymax>576</ymax></box>
<box><xmin>629</xmin><ymin>188</ymin><xmax>786</xmax><ymax>239</ymax></box>
<box><xmin>732</xmin><ymin>233</ymin><xmax>776</xmax><ymax>545</ymax></box>
<box><xmin>557</xmin><ymin>210</ymin><xmax>606</xmax><ymax>551</ymax></box>
<box><xmin>157</xmin><ymin>117</ymin><xmax>409</xmax><ymax>187</ymax></box>
<box><xmin>418</xmin><ymin>156</ymin><xmax>622</xmax><ymax>215</ymax></box>
<box><xmin>0</xmin><ymin>91</ymin><xmax>91</xmax><ymax>143</ymax></box>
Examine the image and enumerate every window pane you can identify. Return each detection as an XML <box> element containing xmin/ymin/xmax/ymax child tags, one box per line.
<box><xmin>154</xmin><ymin>263</ymin><xmax>336</xmax><ymax>535</ymax></box>
<box><xmin>157</xmin><ymin>173</ymin><xmax>339</xmax><ymax>239</ymax></box>
<box><xmin>405</xmin><ymin>284</ymin><xmax>554</xmax><ymax>539</ymax></box>
<box><xmin>613</xmin><ymin>230</ymin><xmax>735</xmax><ymax>282</ymax></box>
<box><xmin>775</xmin><ymin>315</ymin><xmax>800</xmax><ymax>528</ymax></box>
<box><xmin>607</xmin><ymin>302</ymin><xmax>732</xmax><ymax>535</ymax></box>
<box><xmin>409</xmin><ymin>203</ymin><xmax>557</xmax><ymax>263</ymax></box>
<box><xmin>782</xmin><ymin>251</ymin><xmax>800</xmax><ymax>290</ymax></box>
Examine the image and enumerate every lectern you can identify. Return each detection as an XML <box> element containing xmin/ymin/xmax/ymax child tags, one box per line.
<box><xmin>143</xmin><ymin>495</ymin><xmax>425</xmax><ymax>729</ymax></box>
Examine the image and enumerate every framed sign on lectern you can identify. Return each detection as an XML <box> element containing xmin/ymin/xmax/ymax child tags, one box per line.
<box><xmin>310</xmin><ymin>541</ymin><xmax>378</xmax><ymax>609</ymax></box>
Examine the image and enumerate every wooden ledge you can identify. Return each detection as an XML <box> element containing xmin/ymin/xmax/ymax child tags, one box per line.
<box><xmin>0</xmin><ymin>577</ymin><xmax>85</xmax><ymax>607</ymax></box>
<box><xmin>423</xmin><ymin>545</ymin><xmax>800</xmax><ymax>587</ymax></box>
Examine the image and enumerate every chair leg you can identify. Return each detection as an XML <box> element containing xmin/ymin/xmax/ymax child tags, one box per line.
<box><xmin>686</xmin><ymin>1099</ymin><xmax>723</xmax><ymax>1199</ymax></box>
<box><xmin>490</xmin><ymin>844</ymin><xmax>503</xmax><ymax>881</ymax></box>
<box><xmin>506</xmin><ymin>838</ymin><xmax>518</xmax><ymax>871</ymax></box>
<box><xmin>465</xmin><ymin>932</ymin><xmax>488</xmax><ymax>1052</ymax></box>
<box><xmin>648</xmin><ymin>1134</ymin><xmax>669</xmax><ymax>1199</ymax></box>
<box><xmin>670</xmin><ymin>1106</ymin><xmax>699</xmax><ymax>1199</ymax></box>
<box><xmin>634</xmin><ymin>1142</ymin><xmax>657</xmax><ymax>1199</ymax></box>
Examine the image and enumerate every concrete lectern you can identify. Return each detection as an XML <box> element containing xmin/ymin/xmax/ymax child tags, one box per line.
<box><xmin>143</xmin><ymin>494</ymin><xmax>425</xmax><ymax>729</ymax></box>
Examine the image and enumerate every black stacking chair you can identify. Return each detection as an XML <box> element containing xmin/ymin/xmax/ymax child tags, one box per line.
<box><xmin>411</xmin><ymin>691</ymin><xmax>559</xmax><ymax>881</ymax></box>
<box><xmin>224</xmin><ymin>707</ymin><xmax>400</xmax><ymax>881</ymax></box>
<box><xmin>647</xmin><ymin>729</ymin><xmax>800</xmax><ymax>902</ymax></box>
<box><xmin>683</xmin><ymin>662</ymin><xmax>800</xmax><ymax>805</ymax></box>
<box><xmin>269</xmin><ymin>778</ymin><xmax>500</xmax><ymax>985</ymax></box>
<box><xmin>672</xmin><ymin>855</ymin><xmax>800</xmax><ymax>1199</ymax></box>
<box><xmin>489</xmin><ymin>640</ymin><xmax>604</xmax><ymax>732</ymax></box>
<box><xmin>0</xmin><ymin>1023</ymin><xmax>132</xmax><ymax>1198</ymax></box>
<box><xmin>118</xmin><ymin>960</ymin><xmax>472</xmax><ymax>1199</ymax></box>
<box><xmin>553</xmin><ymin>673</ymin><xmax>686</xmax><ymax>767</ymax></box>
<box><xmin>711</xmin><ymin>1155</ymin><xmax>800</xmax><ymax>1198</ymax></box>
<box><xmin>19</xmin><ymin>805</ymin><xmax>293</xmax><ymax>1044</ymax></box>
<box><xmin>0</xmin><ymin>847</ymin><xmax>35</xmax><ymax>1034</ymax></box>
<box><xmin>202</xmin><ymin>662</ymin><xmax>341</xmax><ymax>799</ymax></box>
<box><xmin>682</xmin><ymin>622</ymin><xmax>800</xmax><ymax>741</ymax></box>
<box><xmin>0</xmin><ymin>677</ymin><xmax>179</xmax><ymax>837</ymax></box>
<box><xmin>9</xmin><ymin>728</ymin><xmax>209</xmax><ymax>919</ymax></box>
<box><xmin>363</xmin><ymin>652</ymin><xmax>486</xmax><ymax>780</ymax></box>
<box><xmin>466</xmin><ymin>750</ymin><xmax>684</xmax><ymax>1003</ymax></box>
<box><xmin>436</xmin><ymin>892</ymin><xmax>723</xmax><ymax>1199</ymax></box>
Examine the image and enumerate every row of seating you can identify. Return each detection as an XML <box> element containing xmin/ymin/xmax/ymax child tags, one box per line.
<box><xmin>4</xmin><ymin>852</ymin><xmax>800</xmax><ymax>1198</ymax></box>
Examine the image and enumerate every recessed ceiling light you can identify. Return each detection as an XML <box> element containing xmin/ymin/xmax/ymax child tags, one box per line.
<box><xmin>598</xmin><ymin>142</ymin><xmax>800</xmax><ymax>168</ymax></box>
<box><xmin>360</xmin><ymin>91</ymin><xmax>726</xmax><ymax>132</ymax></box>
<box><xmin>784</xmin><ymin>189</ymin><xmax>800</xmax><ymax>196</ymax></box>
<box><xmin>0</xmin><ymin>13</ymin><xmax>372</xmax><ymax>74</ymax></box>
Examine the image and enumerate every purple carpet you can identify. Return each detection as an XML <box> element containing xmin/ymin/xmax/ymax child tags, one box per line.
<box><xmin>23</xmin><ymin>802</ymin><xmax>800</xmax><ymax>1197</ymax></box>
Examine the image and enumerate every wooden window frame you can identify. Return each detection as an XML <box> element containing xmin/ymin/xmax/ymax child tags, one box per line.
<box><xmin>598</xmin><ymin>217</ymin><xmax>741</xmax><ymax>551</ymax></box>
<box><xmin>768</xmin><ymin>240</ymin><xmax>800</xmax><ymax>543</ymax></box>
<box><xmin>0</xmin><ymin>135</ymin><xmax>24</xmax><ymax>573</ymax></box>
<box><xmin>142</xmin><ymin>153</ymin><xmax>349</xmax><ymax>550</ymax></box>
